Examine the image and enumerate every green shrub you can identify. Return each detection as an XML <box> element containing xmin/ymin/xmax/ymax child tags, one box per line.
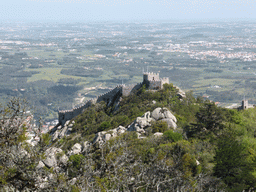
<box><xmin>99</xmin><ymin>121</ymin><xmax>111</xmax><ymax>131</ymax></box>
<box><xmin>71</xmin><ymin>185</ymin><xmax>80</xmax><ymax>192</ymax></box>
<box><xmin>69</xmin><ymin>154</ymin><xmax>84</xmax><ymax>169</ymax></box>
<box><xmin>151</xmin><ymin>121</ymin><xmax>168</xmax><ymax>133</ymax></box>
<box><xmin>163</xmin><ymin>130</ymin><xmax>183</xmax><ymax>142</ymax></box>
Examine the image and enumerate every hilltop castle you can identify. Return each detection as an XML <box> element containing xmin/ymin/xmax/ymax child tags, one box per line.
<box><xmin>58</xmin><ymin>72</ymin><xmax>170</xmax><ymax>126</ymax></box>
<box><xmin>143</xmin><ymin>72</ymin><xmax>169</xmax><ymax>89</ymax></box>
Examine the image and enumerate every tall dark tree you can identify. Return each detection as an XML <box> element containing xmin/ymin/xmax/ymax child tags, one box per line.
<box><xmin>214</xmin><ymin>133</ymin><xmax>256</xmax><ymax>191</ymax></box>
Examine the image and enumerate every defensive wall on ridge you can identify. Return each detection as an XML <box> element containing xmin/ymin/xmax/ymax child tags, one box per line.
<box><xmin>58</xmin><ymin>72</ymin><xmax>169</xmax><ymax>126</ymax></box>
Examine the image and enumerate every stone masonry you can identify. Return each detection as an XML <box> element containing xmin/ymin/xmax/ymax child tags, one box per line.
<box><xmin>58</xmin><ymin>72</ymin><xmax>170</xmax><ymax>126</ymax></box>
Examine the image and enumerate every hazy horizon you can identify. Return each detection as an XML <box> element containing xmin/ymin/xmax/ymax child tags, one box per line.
<box><xmin>1</xmin><ymin>0</ymin><xmax>255</xmax><ymax>23</ymax></box>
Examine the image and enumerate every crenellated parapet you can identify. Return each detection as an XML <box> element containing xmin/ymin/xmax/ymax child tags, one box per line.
<box><xmin>58</xmin><ymin>98</ymin><xmax>97</xmax><ymax>126</ymax></box>
<box><xmin>121</xmin><ymin>82</ymin><xmax>143</xmax><ymax>96</ymax></box>
<box><xmin>96</xmin><ymin>85</ymin><xmax>123</xmax><ymax>105</ymax></box>
<box><xmin>58</xmin><ymin>73</ymin><xmax>169</xmax><ymax>126</ymax></box>
<box><xmin>143</xmin><ymin>72</ymin><xmax>169</xmax><ymax>90</ymax></box>
<box><xmin>143</xmin><ymin>72</ymin><xmax>160</xmax><ymax>82</ymax></box>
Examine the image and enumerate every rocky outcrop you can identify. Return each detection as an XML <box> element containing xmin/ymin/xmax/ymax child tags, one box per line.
<box><xmin>127</xmin><ymin>111</ymin><xmax>154</xmax><ymax>133</ymax></box>
<box><xmin>37</xmin><ymin>147</ymin><xmax>68</xmax><ymax>170</ymax></box>
<box><xmin>68</xmin><ymin>143</ymin><xmax>82</xmax><ymax>156</ymax></box>
<box><xmin>91</xmin><ymin>108</ymin><xmax>177</xmax><ymax>145</ymax></box>
<box><xmin>51</xmin><ymin>121</ymin><xmax>74</xmax><ymax>141</ymax></box>
<box><xmin>82</xmin><ymin>141</ymin><xmax>90</xmax><ymax>152</ymax></box>
<box><xmin>36</xmin><ymin>161</ymin><xmax>45</xmax><ymax>169</ymax></box>
<box><xmin>92</xmin><ymin>126</ymin><xmax>126</xmax><ymax>145</ymax></box>
<box><xmin>43</xmin><ymin>147</ymin><xmax>63</xmax><ymax>168</ymax></box>
<box><xmin>154</xmin><ymin>132</ymin><xmax>163</xmax><ymax>137</ymax></box>
<box><xmin>151</xmin><ymin>107</ymin><xmax>177</xmax><ymax>129</ymax></box>
<box><xmin>175</xmin><ymin>86</ymin><xmax>186</xmax><ymax>99</ymax></box>
<box><xmin>52</xmin><ymin>107</ymin><xmax>177</xmax><ymax>147</ymax></box>
<box><xmin>59</xmin><ymin>154</ymin><xmax>69</xmax><ymax>165</ymax></box>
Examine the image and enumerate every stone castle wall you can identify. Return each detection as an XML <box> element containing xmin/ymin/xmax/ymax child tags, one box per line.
<box><xmin>122</xmin><ymin>83</ymin><xmax>143</xmax><ymax>96</ymax></box>
<box><xmin>148</xmin><ymin>81</ymin><xmax>161</xmax><ymax>90</ymax></box>
<box><xmin>58</xmin><ymin>83</ymin><xmax>143</xmax><ymax>126</ymax></box>
<box><xmin>161</xmin><ymin>77</ymin><xmax>170</xmax><ymax>89</ymax></box>
<box><xmin>96</xmin><ymin>85</ymin><xmax>123</xmax><ymax>105</ymax></box>
<box><xmin>58</xmin><ymin>98</ymin><xmax>97</xmax><ymax>126</ymax></box>
<box><xmin>143</xmin><ymin>72</ymin><xmax>160</xmax><ymax>82</ymax></box>
<box><xmin>57</xmin><ymin>73</ymin><xmax>168</xmax><ymax>126</ymax></box>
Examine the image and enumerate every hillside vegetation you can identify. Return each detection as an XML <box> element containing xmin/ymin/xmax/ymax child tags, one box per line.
<box><xmin>2</xmin><ymin>84</ymin><xmax>256</xmax><ymax>191</ymax></box>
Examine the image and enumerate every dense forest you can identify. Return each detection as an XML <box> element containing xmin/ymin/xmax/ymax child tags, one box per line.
<box><xmin>1</xmin><ymin>84</ymin><xmax>256</xmax><ymax>191</ymax></box>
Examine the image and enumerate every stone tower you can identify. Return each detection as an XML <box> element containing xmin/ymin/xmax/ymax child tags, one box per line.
<box><xmin>242</xmin><ymin>99</ymin><xmax>249</xmax><ymax>110</ymax></box>
<box><xmin>143</xmin><ymin>72</ymin><xmax>169</xmax><ymax>89</ymax></box>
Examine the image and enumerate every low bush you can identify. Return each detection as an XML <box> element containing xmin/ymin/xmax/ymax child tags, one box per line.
<box><xmin>163</xmin><ymin>130</ymin><xmax>183</xmax><ymax>142</ymax></box>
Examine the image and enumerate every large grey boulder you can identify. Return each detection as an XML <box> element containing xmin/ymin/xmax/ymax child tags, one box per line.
<box><xmin>59</xmin><ymin>154</ymin><xmax>69</xmax><ymax>165</ymax></box>
<box><xmin>69</xmin><ymin>143</ymin><xmax>82</xmax><ymax>156</ymax></box>
<box><xmin>52</xmin><ymin>130</ymin><xmax>60</xmax><ymax>141</ymax></box>
<box><xmin>92</xmin><ymin>126</ymin><xmax>128</xmax><ymax>145</ymax></box>
<box><xmin>152</xmin><ymin>107</ymin><xmax>177</xmax><ymax>129</ymax></box>
<box><xmin>64</xmin><ymin>120</ymin><xmax>70</xmax><ymax>127</ymax></box>
<box><xmin>68</xmin><ymin>121</ymin><xmax>75</xmax><ymax>128</ymax></box>
<box><xmin>116</xmin><ymin>126</ymin><xmax>126</xmax><ymax>134</ymax></box>
<box><xmin>58</xmin><ymin>125</ymin><xmax>68</xmax><ymax>139</ymax></box>
<box><xmin>161</xmin><ymin>118</ymin><xmax>177</xmax><ymax>129</ymax></box>
<box><xmin>127</xmin><ymin>111</ymin><xmax>153</xmax><ymax>133</ymax></box>
<box><xmin>43</xmin><ymin>147</ymin><xmax>63</xmax><ymax>168</ymax></box>
<box><xmin>36</xmin><ymin>161</ymin><xmax>45</xmax><ymax>169</ymax></box>
<box><xmin>69</xmin><ymin>178</ymin><xmax>77</xmax><ymax>185</ymax></box>
<box><xmin>93</xmin><ymin>131</ymin><xmax>106</xmax><ymax>145</ymax></box>
<box><xmin>82</xmin><ymin>141</ymin><xmax>90</xmax><ymax>152</ymax></box>
<box><xmin>175</xmin><ymin>86</ymin><xmax>186</xmax><ymax>99</ymax></box>
<box><xmin>154</xmin><ymin>132</ymin><xmax>163</xmax><ymax>137</ymax></box>
<box><xmin>163</xmin><ymin>108</ymin><xmax>177</xmax><ymax>123</ymax></box>
<box><xmin>103</xmin><ymin>134</ymin><xmax>112</xmax><ymax>141</ymax></box>
<box><xmin>151</xmin><ymin>108</ymin><xmax>165</xmax><ymax>120</ymax></box>
<box><xmin>57</xmin><ymin>125</ymin><xmax>62</xmax><ymax>130</ymax></box>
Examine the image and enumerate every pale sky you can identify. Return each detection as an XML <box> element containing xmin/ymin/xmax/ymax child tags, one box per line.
<box><xmin>0</xmin><ymin>0</ymin><xmax>255</xmax><ymax>22</ymax></box>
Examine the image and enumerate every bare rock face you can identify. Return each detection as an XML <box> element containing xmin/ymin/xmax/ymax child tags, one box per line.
<box><xmin>52</xmin><ymin>130</ymin><xmax>60</xmax><ymax>141</ymax></box>
<box><xmin>127</xmin><ymin>111</ymin><xmax>153</xmax><ymax>133</ymax></box>
<box><xmin>57</xmin><ymin>125</ymin><xmax>62</xmax><ymax>130</ymax></box>
<box><xmin>58</xmin><ymin>125</ymin><xmax>68</xmax><ymax>139</ymax></box>
<box><xmin>160</xmin><ymin>118</ymin><xmax>177</xmax><ymax>129</ymax></box>
<box><xmin>93</xmin><ymin>131</ymin><xmax>107</xmax><ymax>145</ymax></box>
<box><xmin>43</xmin><ymin>147</ymin><xmax>63</xmax><ymax>168</ymax></box>
<box><xmin>36</xmin><ymin>161</ymin><xmax>45</xmax><ymax>169</ymax></box>
<box><xmin>151</xmin><ymin>108</ymin><xmax>165</xmax><ymax>120</ymax></box>
<box><xmin>163</xmin><ymin>108</ymin><xmax>177</xmax><ymax>123</ymax></box>
<box><xmin>103</xmin><ymin>134</ymin><xmax>112</xmax><ymax>141</ymax></box>
<box><xmin>59</xmin><ymin>154</ymin><xmax>69</xmax><ymax>165</ymax></box>
<box><xmin>116</xmin><ymin>126</ymin><xmax>126</xmax><ymax>134</ymax></box>
<box><xmin>64</xmin><ymin>120</ymin><xmax>70</xmax><ymax>127</ymax></box>
<box><xmin>176</xmin><ymin>87</ymin><xmax>186</xmax><ymax>99</ymax></box>
<box><xmin>152</xmin><ymin>107</ymin><xmax>177</xmax><ymax>129</ymax></box>
<box><xmin>91</xmin><ymin>108</ymin><xmax>178</xmax><ymax>145</ymax></box>
<box><xmin>92</xmin><ymin>126</ymin><xmax>128</xmax><ymax>145</ymax></box>
<box><xmin>68</xmin><ymin>143</ymin><xmax>82</xmax><ymax>156</ymax></box>
<box><xmin>51</xmin><ymin>120</ymin><xmax>74</xmax><ymax>141</ymax></box>
<box><xmin>82</xmin><ymin>141</ymin><xmax>90</xmax><ymax>152</ymax></box>
<box><xmin>154</xmin><ymin>132</ymin><xmax>163</xmax><ymax>137</ymax></box>
<box><xmin>69</xmin><ymin>178</ymin><xmax>77</xmax><ymax>185</ymax></box>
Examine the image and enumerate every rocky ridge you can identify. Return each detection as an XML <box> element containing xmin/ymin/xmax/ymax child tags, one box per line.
<box><xmin>42</xmin><ymin>107</ymin><xmax>177</xmax><ymax>171</ymax></box>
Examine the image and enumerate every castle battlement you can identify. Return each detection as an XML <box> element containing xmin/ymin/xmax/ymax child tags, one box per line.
<box><xmin>143</xmin><ymin>72</ymin><xmax>169</xmax><ymax>89</ymax></box>
<box><xmin>58</xmin><ymin>73</ymin><xmax>169</xmax><ymax>126</ymax></box>
<box><xmin>143</xmin><ymin>72</ymin><xmax>160</xmax><ymax>82</ymax></box>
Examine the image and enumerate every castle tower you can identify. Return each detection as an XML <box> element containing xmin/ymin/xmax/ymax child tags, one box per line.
<box><xmin>242</xmin><ymin>99</ymin><xmax>249</xmax><ymax>110</ymax></box>
<box><xmin>143</xmin><ymin>72</ymin><xmax>160</xmax><ymax>82</ymax></box>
